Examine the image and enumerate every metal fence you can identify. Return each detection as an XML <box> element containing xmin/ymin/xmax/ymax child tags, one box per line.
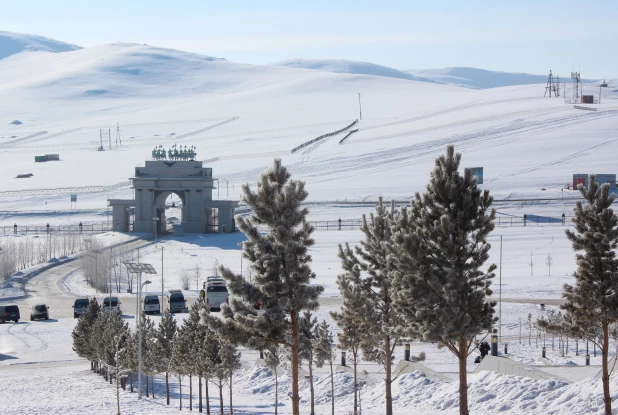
<box><xmin>307</xmin><ymin>215</ymin><xmax>571</xmax><ymax>231</ymax></box>
<box><xmin>2</xmin><ymin>222</ymin><xmax>112</xmax><ymax>235</ymax></box>
<box><xmin>3</xmin><ymin>214</ymin><xmax>570</xmax><ymax>236</ymax></box>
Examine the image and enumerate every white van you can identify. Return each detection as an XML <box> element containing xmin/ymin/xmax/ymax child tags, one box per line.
<box><xmin>204</xmin><ymin>277</ymin><xmax>229</xmax><ymax>311</ymax></box>
<box><xmin>143</xmin><ymin>295</ymin><xmax>160</xmax><ymax>315</ymax></box>
<box><xmin>167</xmin><ymin>289</ymin><xmax>188</xmax><ymax>313</ymax></box>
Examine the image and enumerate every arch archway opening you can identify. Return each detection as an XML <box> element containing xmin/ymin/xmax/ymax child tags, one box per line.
<box><xmin>154</xmin><ymin>191</ymin><xmax>185</xmax><ymax>234</ymax></box>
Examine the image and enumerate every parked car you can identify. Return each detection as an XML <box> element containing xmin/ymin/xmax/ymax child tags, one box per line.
<box><xmin>0</xmin><ymin>305</ymin><xmax>20</xmax><ymax>323</ymax></box>
<box><xmin>103</xmin><ymin>296</ymin><xmax>121</xmax><ymax>313</ymax></box>
<box><xmin>166</xmin><ymin>290</ymin><xmax>188</xmax><ymax>313</ymax></box>
<box><xmin>72</xmin><ymin>298</ymin><xmax>89</xmax><ymax>318</ymax></box>
<box><xmin>204</xmin><ymin>277</ymin><xmax>229</xmax><ymax>312</ymax></box>
<box><xmin>143</xmin><ymin>295</ymin><xmax>160</xmax><ymax>315</ymax></box>
<box><xmin>30</xmin><ymin>304</ymin><xmax>49</xmax><ymax>321</ymax></box>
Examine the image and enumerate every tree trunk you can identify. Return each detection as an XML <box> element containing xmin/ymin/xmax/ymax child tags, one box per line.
<box><xmin>602</xmin><ymin>320</ymin><xmax>612</xmax><ymax>415</ymax></box>
<box><xmin>199</xmin><ymin>376</ymin><xmax>203</xmax><ymax>413</ymax></box>
<box><xmin>291</xmin><ymin>311</ymin><xmax>301</xmax><ymax>415</ymax></box>
<box><xmin>309</xmin><ymin>361</ymin><xmax>315</xmax><ymax>415</ymax></box>
<box><xmin>179</xmin><ymin>378</ymin><xmax>183</xmax><ymax>411</ymax></box>
<box><xmin>116</xmin><ymin>370</ymin><xmax>120</xmax><ymax>415</ymax></box>
<box><xmin>190</xmin><ymin>375</ymin><xmax>193</xmax><ymax>411</ymax></box>
<box><xmin>146</xmin><ymin>375</ymin><xmax>149</xmax><ymax>397</ymax></box>
<box><xmin>353</xmin><ymin>352</ymin><xmax>358</xmax><ymax>415</ymax></box>
<box><xmin>205</xmin><ymin>377</ymin><xmax>211</xmax><ymax>415</ymax></box>
<box><xmin>218</xmin><ymin>381</ymin><xmax>224</xmax><ymax>415</ymax></box>
<box><xmin>229</xmin><ymin>371</ymin><xmax>233</xmax><ymax>415</ymax></box>
<box><xmin>458</xmin><ymin>336</ymin><xmax>470</xmax><ymax>415</ymax></box>
<box><xmin>385</xmin><ymin>335</ymin><xmax>393</xmax><ymax>415</ymax></box>
<box><xmin>152</xmin><ymin>376</ymin><xmax>155</xmax><ymax>399</ymax></box>
<box><xmin>130</xmin><ymin>374</ymin><xmax>133</xmax><ymax>393</ymax></box>
<box><xmin>166</xmin><ymin>372</ymin><xmax>170</xmax><ymax>405</ymax></box>
<box><xmin>274</xmin><ymin>368</ymin><xmax>279</xmax><ymax>415</ymax></box>
<box><xmin>329</xmin><ymin>361</ymin><xmax>335</xmax><ymax>415</ymax></box>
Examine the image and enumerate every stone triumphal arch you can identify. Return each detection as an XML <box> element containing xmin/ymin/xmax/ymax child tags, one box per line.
<box><xmin>108</xmin><ymin>159</ymin><xmax>238</xmax><ymax>234</ymax></box>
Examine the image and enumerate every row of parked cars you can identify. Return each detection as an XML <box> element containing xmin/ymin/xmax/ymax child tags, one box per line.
<box><xmin>72</xmin><ymin>280</ymin><xmax>230</xmax><ymax>318</ymax></box>
<box><xmin>1</xmin><ymin>279</ymin><xmax>231</xmax><ymax>324</ymax></box>
<box><xmin>0</xmin><ymin>304</ymin><xmax>50</xmax><ymax>323</ymax></box>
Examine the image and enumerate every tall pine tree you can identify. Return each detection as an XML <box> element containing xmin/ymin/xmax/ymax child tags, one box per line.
<box><xmin>331</xmin><ymin>273</ymin><xmax>372</xmax><ymax>415</ymax></box>
<box><xmin>299</xmin><ymin>311</ymin><xmax>317</xmax><ymax>415</ymax></box>
<box><xmin>557</xmin><ymin>175</ymin><xmax>618</xmax><ymax>415</ymax></box>
<box><xmin>209</xmin><ymin>159</ymin><xmax>323</xmax><ymax>415</ymax></box>
<box><xmin>155</xmin><ymin>310</ymin><xmax>177</xmax><ymax>406</ymax></box>
<box><xmin>312</xmin><ymin>320</ymin><xmax>335</xmax><ymax>415</ymax></box>
<box><xmin>391</xmin><ymin>145</ymin><xmax>496</xmax><ymax>415</ymax></box>
<box><xmin>339</xmin><ymin>197</ymin><xmax>416</xmax><ymax>415</ymax></box>
<box><xmin>72</xmin><ymin>297</ymin><xmax>101</xmax><ymax>371</ymax></box>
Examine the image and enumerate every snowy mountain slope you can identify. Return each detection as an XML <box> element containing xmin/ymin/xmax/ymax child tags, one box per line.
<box><xmin>406</xmin><ymin>67</ymin><xmax>595</xmax><ymax>89</ymax></box>
<box><xmin>0</xmin><ymin>37</ymin><xmax>616</xmax><ymax>210</ymax></box>
<box><xmin>0</xmin><ymin>30</ymin><xmax>80</xmax><ymax>60</ymax></box>
<box><xmin>273</xmin><ymin>58</ymin><xmax>438</xmax><ymax>83</ymax></box>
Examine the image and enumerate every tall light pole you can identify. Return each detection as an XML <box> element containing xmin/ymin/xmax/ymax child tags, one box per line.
<box><xmin>358</xmin><ymin>93</ymin><xmax>362</xmax><ymax>120</ymax></box>
<box><xmin>124</xmin><ymin>262</ymin><xmax>157</xmax><ymax>399</ymax></box>
<box><xmin>161</xmin><ymin>247</ymin><xmax>165</xmax><ymax>313</ymax></box>
<box><xmin>499</xmin><ymin>235</ymin><xmax>503</xmax><ymax>343</ymax></box>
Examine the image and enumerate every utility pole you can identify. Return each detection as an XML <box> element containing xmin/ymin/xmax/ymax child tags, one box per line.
<box><xmin>499</xmin><ymin>235</ymin><xmax>502</xmax><ymax>343</ymax></box>
<box><xmin>357</xmin><ymin>93</ymin><xmax>362</xmax><ymax>120</ymax></box>
<box><xmin>161</xmin><ymin>247</ymin><xmax>164</xmax><ymax>313</ymax></box>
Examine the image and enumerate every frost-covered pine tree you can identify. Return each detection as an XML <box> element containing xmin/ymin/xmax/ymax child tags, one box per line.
<box><xmin>209</xmin><ymin>159</ymin><xmax>323</xmax><ymax>415</ymax></box>
<box><xmin>117</xmin><ymin>330</ymin><xmax>137</xmax><ymax>392</ymax></box>
<box><xmin>339</xmin><ymin>197</ymin><xmax>418</xmax><ymax>415</ymax></box>
<box><xmin>72</xmin><ymin>297</ymin><xmax>101</xmax><ymax>371</ymax></box>
<box><xmin>552</xmin><ymin>175</ymin><xmax>618</xmax><ymax>415</ymax></box>
<box><xmin>171</xmin><ymin>321</ymin><xmax>192</xmax><ymax>410</ymax></box>
<box><xmin>209</xmin><ymin>339</ymin><xmax>241</xmax><ymax>415</ymax></box>
<box><xmin>155</xmin><ymin>310</ymin><xmax>177</xmax><ymax>406</ymax></box>
<box><xmin>331</xmin><ymin>273</ymin><xmax>372</xmax><ymax>415</ymax></box>
<box><xmin>179</xmin><ymin>301</ymin><xmax>207</xmax><ymax>410</ymax></box>
<box><xmin>312</xmin><ymin>320</ymin><xmax>335</xmax><ymax>415</ymax></box>
<box><xmin>299</xmin><ymin>311</ymin><xmax>318</xmax><ymax>415</ymax></box>
<box><xmin>263</xmin><ymin>344</ymin><xmax>284</xmax><ymax>415</ymax></box>
<box><xmin>391</xmin><ymin>145</ymin><xmax>496</xmax><ymax>415</ymax></box>
<box><xmin>140</xmin><ymin>315</ymin><xmax>158</xmax><ymax>398</ymax></box>
<box><xmin>200</xmin><ymin>311</ymin><xmax>224</xmax><ymax>415</ymax></box>
<box><xmin>188</xmin><ymin>302</ymin><xmax>211</xmax><ymax>413</ymax></box>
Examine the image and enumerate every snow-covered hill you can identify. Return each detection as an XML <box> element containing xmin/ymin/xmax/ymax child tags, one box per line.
<box><xmin>273</xmin><ymin>58</ymin><xmax>438</xmax><ymax>83</ymax></box>
<box><xmin>0</xmin><ymin>30</ymin><xmax>80</xmax><ymax>60</ymax></box>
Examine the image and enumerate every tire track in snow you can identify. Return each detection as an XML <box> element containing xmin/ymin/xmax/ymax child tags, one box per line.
<box><xmin>359</xmin><ymin>96</ymin><xmax>546</xmax><ymax>132</ymax></box>
<box><xmin>346</xmin><ymin>106</ymin><xmax>568</xmax><ymax>145</ymax></box>
<box><xmin>296</xmin><ymin>109</ymin><xmax>618</xmax><ymax>184</ymax></box>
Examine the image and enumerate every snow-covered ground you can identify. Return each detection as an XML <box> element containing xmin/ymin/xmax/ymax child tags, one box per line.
<box><xmin>1</xmin><ymin>32</ymin><xmax>618</xmax><ymax>414</ymax></box>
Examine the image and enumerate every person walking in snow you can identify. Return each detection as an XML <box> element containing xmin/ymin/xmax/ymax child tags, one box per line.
<box><xmin>479</xmin><ymin>340</ymin><xmax>491</xmax><ymax>359</ymax></box>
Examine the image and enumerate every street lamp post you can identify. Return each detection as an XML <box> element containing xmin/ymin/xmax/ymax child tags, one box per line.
<box><xmin>123</xmin><ymin>262</ymin><xmax>157</xmax><ymax>399</ymax></box>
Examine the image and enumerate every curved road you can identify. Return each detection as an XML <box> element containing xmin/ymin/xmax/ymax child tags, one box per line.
<box><xmin>4</xmin><ymin>239</ymin><xmax>154</xmax><ymax>320</ymax></box>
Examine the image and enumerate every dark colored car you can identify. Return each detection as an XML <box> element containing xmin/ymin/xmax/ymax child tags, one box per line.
<box><xmin>0</xmin><ymin>305</ymin><xmax>20</xmax><ymax>323</ymax></box>
<box><xmin>73</xmin><ymin>298</ymin><xmax>89</xmax><ymax>318</ymax></box>
<box><xmin>30</xmin><ymin>304</ymin><xmax>49</xmax><ymax>321</ymax></box>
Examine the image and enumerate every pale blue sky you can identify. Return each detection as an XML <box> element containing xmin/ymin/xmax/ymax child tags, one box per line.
<box><xmin>2</xmin><ymin>0</ymin><xmax>616</xmax><ymax>77</ymax></box>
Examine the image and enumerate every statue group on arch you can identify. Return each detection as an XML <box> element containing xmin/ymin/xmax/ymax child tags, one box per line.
<box><xmin>152</xmin><ymin>144</ymin><xmax>197</xmax><ymax>161</ymax></box>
